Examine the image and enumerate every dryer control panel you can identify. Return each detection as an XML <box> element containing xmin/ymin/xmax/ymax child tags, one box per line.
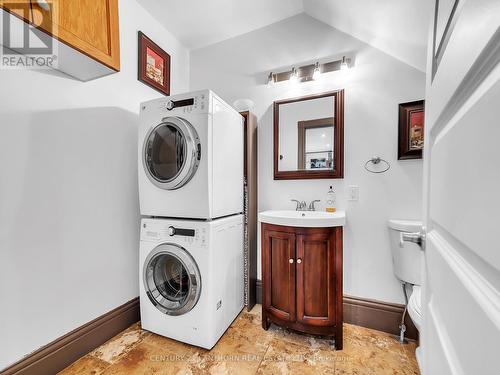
<box><xmin>161</xmin><ymin>92</ymin><xmax>208</xmax><ymax>115</ymax></box>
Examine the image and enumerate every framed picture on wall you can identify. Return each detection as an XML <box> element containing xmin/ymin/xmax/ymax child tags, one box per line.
<box><xmin>138</xmin><ymin>31</ymin><xmax>171</xmax><ymax>95</ymax></box>
<box><xmin>398</xmin><ymin>100</ymin><xmax>425</xmax><ymax>160</ymax></box>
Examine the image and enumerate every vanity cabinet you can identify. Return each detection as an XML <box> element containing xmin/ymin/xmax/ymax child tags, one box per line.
<box><xmin>0</xmin><ymin>0</ymin><xmax>120</xmax><ymax>80</ymax></box>
<box><xmin>261</xmin><ymin>223</ymin><xmax>343</xmax><ymax>349</ymax></box>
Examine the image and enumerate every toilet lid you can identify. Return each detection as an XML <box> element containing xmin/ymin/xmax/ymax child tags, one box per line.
<box><xmin>388</xmin><ymin>219</ymin><xmax>422</xmax><ymax>232</ymax></box>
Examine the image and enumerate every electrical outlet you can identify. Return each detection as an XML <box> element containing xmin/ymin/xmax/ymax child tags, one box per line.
<box><xmin>348</xmin><ymin>185</ymin><xmax>359</xmax><ymax>201</ymax></box>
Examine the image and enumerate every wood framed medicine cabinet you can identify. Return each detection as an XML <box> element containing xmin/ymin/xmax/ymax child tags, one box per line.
<box><xmin>273</xmin><ymin>90</ymin><xmax>344</xmax><ymax>180</ymax></box>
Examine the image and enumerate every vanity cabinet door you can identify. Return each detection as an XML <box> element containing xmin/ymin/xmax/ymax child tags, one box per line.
<box><xmin>296</xmin><ymin>231</ymin><xmax>337</xmax><ymax>327</ymax></box>
<box><xmin>262</xmin><ymin>229</ymin><xmax>296</xmax><ymax>323</ymax></box>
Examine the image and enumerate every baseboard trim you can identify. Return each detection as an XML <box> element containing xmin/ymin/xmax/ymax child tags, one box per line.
<box><xmin>255</xmin><ymin>280</ymin><xmax>417</xmax><ymax>340</ymax></box>
<box><xmin>1</xmin><ymin>297</ymin><xmax>140</xmax><ymax>375</ymax></box>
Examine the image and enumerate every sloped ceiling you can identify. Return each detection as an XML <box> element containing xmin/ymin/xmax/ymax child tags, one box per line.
<box><xmin>138</xmin><ymin>0</ymin><xmax>433</xmax><ymax>71</ymax></box>
<box><xmin>303</xmin><ymin>0</ymin><xmax>434</xmax><ymax>71</ymax></box>
<box><xmin>137</xmin><ymin>0</ymin><xmax>303</xmax><ymax>50</ymax></box>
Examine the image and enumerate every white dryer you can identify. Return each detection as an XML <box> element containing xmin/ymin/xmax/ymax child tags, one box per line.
<box><xmin>139</xmin><ymin>90</ymin><xmax>244</xmax><ymax>219</ymax></box>
<box><xmin>139</xmin><ymin>215</ymin><xmax>244</xmax><ymax>349</ymax></box>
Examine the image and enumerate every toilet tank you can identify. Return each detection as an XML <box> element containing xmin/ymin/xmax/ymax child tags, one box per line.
<box><xmin>388</xmin><ymin>219</ymin><xmax>423</xmax><ymax>285</ymax></box>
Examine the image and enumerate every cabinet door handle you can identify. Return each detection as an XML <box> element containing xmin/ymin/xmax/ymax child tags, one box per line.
<box><xmin>297</xmin><ymin>258</ymin><xmax>302</xmax><ymax>264</ymax></box>
<box><xmin>289</xmin><ymin>258</ymin><xmax>294</xmax><ymax>264</ymax></box>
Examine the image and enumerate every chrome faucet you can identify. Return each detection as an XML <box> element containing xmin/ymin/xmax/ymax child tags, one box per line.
<box><xmin>308</xmin><ymin>200</ymin><xmax>321</xmax><ymax>211</ymax></box>
<box><xmin>291</xmin><ymin>199</ymin><xmax>320</xmax><ymax>211</ymax></box>
<box><xmin>291</xmin><ymin>199</ymin><xmax>307</xmax><ymax>211</ymax></box>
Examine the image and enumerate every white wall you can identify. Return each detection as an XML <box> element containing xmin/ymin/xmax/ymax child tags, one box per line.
<box><xmin>303</xmin><ymin>0</ymin><xmax>433</xmax><ymax>72</ymax></box>
<box><xmin>0</xmin><ymin>0</ymin><xmax>189</xmax><ymax>369</ymax></box>
<box><xmin>190</xmin><ymin>14</ymin><xmax>424</xmax><ymax>305</ymax></box>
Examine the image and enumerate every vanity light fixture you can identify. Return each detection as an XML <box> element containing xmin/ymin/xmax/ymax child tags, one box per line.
<box><xmin>312</xmin><ymin>62</ymin><xmax>321</xmax><ymax>80</ymax></box>
<box><xmin>267</xmin><ymin>72</ymin><xmax>275</xmax><ymax>87</ymax></box>
<box><xmin>340</xmin><ymin>56</ymin><xmax>349</xmax><ymax>71</ymax></box>
<box><xmin>267</xmin><ymin>55</ymin><xmax>352</xmax><ymax>85</ymax></box>
<box><xmin>289</xmin><ymin>67</ymin><xmax>299</xmax><ymax>84</ymax></box>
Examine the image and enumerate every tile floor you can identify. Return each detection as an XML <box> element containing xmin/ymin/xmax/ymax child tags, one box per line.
<box><xmin>59</xmin><ymin>305</ymin><xmax>419</xmax><ymax>374</ymax></box>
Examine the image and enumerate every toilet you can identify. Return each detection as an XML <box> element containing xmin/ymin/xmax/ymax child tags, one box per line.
<box><xmin>388</xmin><ymin>219</ymin><xmax>423</xmax><ymax>363</ymax></box>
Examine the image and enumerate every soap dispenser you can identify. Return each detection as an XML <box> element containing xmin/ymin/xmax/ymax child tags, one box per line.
<box><xmin>326</xmin><ymin>186</ymin><xmax>336</xmax><ymax>213</ymax></box>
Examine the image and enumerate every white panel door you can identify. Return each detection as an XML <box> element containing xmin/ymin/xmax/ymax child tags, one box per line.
<box><xmin>422</xmin><ymin>0</ymin><xmax>500</xmax><ymax>374</ymax></box>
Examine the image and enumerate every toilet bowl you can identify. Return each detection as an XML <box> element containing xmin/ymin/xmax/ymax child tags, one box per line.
<box><xmin>407</xmin><ymin>285</ymin><xmax>422</xmax><ymax>331</ymax></box>
<box><xmin>388</xmin><ymin>219</ymin><xmax>423</xmax><ymax>356</ymax></box>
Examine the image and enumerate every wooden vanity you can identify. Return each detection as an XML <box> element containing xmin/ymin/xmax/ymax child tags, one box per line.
<box><xmin>261</xmin><ymin>219</ymin><xmax>344</xmax><ymax>349</ymax></box>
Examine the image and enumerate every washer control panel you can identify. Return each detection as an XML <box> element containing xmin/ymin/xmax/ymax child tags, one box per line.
<box><xmin>141</xmin><ymin>220</ymin><xmax>207</xmax><ymax>247</ymax></box>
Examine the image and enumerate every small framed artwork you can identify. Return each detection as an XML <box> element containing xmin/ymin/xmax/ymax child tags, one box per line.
<box><xmin>138</xmin><ymin>31</ymin><xmax>170</xmax><ymax>95</ymax></box>
<box><xmin>398</xmin><ymin>100</ymin><xmax>425</xmax><ymax>160</ymax></box>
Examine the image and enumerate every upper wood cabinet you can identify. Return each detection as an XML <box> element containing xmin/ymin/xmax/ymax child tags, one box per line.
<box><xmin>31</xmin><ymin>0</ymin><xmax>120</xmax><ymax>71</ymax></box>
<box><xmin>0</xmin><ymin>0</ymin><xmax>32</xmax><ymax>22</ymax></box>
<box><xmin>262</xmin><ymin>223</ymin><xmax>343</xmax><ymax>349</ymax></box>
<box><xmin>0</xmin><ymin>0</ymin><xmax>120</xmax><ymax>80</ymax></box>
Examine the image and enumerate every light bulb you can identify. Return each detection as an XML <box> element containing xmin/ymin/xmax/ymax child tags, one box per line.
<box><xmin>267</xmin><ymin>72</ymin><xmax>274</xmax><ymax>87</ymax></box>
<box><xmin>312</xmin><ymin>62</ymin><xmax>321</xmax><ymax>80</ymax></box>
<box><xmin>340</xmin><ymin>56</ymin><xmax>349</xmax><ymax>71</ymax></box>
<box><xmin>289</xmin><ymin>67</ymin><xmax>298</xmax><ymax>84</ymax></box>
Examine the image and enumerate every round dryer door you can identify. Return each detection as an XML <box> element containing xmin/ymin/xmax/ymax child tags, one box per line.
<box><xmin>143</xmin><ymin>117</ymin><xmax>201</xmax><ymax>190</ymax></box>
<box><xmin>143</xmin><ymin>243</ymin><xmax>201</xmax><ymax>315</ymax></box>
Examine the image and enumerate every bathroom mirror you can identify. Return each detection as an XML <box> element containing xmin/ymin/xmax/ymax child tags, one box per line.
<box><xmin>274</xmin><ymin>90</ymin><xmax>344</xmax><ymax>179</ymax></box>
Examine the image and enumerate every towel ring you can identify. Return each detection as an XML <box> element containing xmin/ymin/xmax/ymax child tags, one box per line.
<box><xmin>364</xmin><ymin>156</ymin><xmax>390</xmax><ymax>174</ymax></box>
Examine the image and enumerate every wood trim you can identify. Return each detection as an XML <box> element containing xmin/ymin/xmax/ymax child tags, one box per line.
<box><xmin>256</xmin><ymin>282</ymin><xmax>418</xmax><ymax>340</ymax></box>
<box><xmin>344</xmin><ymin>295</ymin><xmax>418</xmax><ymax>340</ymax></box>
<box><xmin>1</xmin><ymin>298</ymin><xmax>140</xmax><ymax>375</ymax></box>
<box><xmin>274</xmin><ymin>90</ymin><xmax>344</xmax><ymax>180</ymax></box>
<box><xmin>240</xmin><ymin>111</ymin><xmax>258</xmax><ymax>312</ymax></box>
<box><xmin>256</xmin><ymin>279</ymin><xmax>263</xmax><ymax>308</ymax></box>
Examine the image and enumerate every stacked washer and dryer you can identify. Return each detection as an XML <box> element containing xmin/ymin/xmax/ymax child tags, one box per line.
<box><xmin>138</xmin><ymin>90</ymin><xmax>245</xmax><ymax>349</ymax></box>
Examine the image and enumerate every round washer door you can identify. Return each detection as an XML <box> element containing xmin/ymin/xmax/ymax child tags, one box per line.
<box><xmin>143</xmin><ymin>117</ymin><xmax>201</xmax><ymax>190</ymax></box>
<box><xmin>143</xmin><ymin>243</ymin><xmax>201</xmax><ymax>315</ymax></box>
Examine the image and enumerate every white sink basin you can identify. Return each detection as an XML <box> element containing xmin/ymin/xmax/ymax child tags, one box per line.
<box><xmin>258</xmin><ymin>210</ymin><xmax>346</xmax><ymax>228</ymax></box>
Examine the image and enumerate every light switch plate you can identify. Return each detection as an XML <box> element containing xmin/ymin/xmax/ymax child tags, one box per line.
<box><xmin>348</xmin><ymin>185</ymin><xmax>359</xmax><ymax>201</ymax></box>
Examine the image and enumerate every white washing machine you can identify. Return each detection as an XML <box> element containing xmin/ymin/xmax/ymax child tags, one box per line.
<box><xmin>139</xmin><ymin>215</ymin><xmax>244</xmax><ymax>349</ymax></box>
<box><xmin>138</xmin><ymin>90</ymin><xmax>244</xmax><ymax>219</ymax></box>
